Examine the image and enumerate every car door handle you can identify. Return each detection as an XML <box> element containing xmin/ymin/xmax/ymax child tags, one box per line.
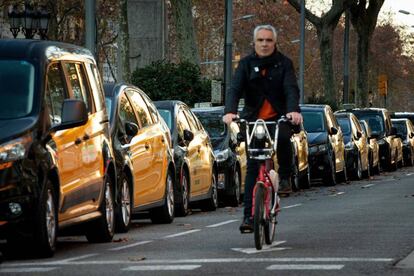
<box><xmin>83</xmin><ymin>134</ymin><xmax>90</xmax><ymax>141</ymax></box>
<box><xmin>75</xmin><ymin>138</ymin><xmax>82</xmax><ymax>145</ymax></box>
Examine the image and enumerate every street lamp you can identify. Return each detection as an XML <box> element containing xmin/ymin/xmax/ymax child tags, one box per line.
<box><xmin>7</xmin><ymin>4</ymin><xmax>50</xmax><ymax>40</ymax></box>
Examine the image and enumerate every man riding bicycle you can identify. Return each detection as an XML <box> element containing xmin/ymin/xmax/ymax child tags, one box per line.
<box><xmin>222</xmin><ymin>24</ymin><xmax>303</xmax><ymax>233</ymax></box>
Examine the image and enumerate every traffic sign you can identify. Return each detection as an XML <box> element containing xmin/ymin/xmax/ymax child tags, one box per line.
<box><xmin>378</xmin><ymin>74</ymin><xmax>387</xmax><ymax>96</ymax></box>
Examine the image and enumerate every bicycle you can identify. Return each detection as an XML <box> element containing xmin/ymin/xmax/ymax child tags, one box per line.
<box><xmin>238</xmin><ymin>116</ymin><xmax>289</xmax><ymax>250</ymax></box>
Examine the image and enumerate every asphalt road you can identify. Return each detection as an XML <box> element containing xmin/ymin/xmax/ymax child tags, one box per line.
<box><xmin>1</xmin><ymin>166</ymin><xmax>414</xmax><ymax>275</ymax></box>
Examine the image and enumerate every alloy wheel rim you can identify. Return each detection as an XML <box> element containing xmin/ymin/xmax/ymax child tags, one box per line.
<box><xmin>46</xmin><ymin>189</ymin><xmax>56</xmax><ymax>247</ymax></box>
<box><xmin>182</xmin><ymin>173</ymin><xmax>189</xmax><ymax>211</ymax></box>
<box><xmin>121</xmin><ymin>179</ymin><xmax>131</xmax><ymax>227</ymax></box>
<box><xmin>105</xmin><ymin>181</ymin><xmax>114</xmax><ymax>235</ymax></box>
<box><xmin>167</xmin><ymin>174</ymin><xmax>174</xmax><ymax>217</ymax></box>
<box><xmin>234</xmin><ymin>170</ymin><xmax>240</xmax><ymax>198</ymax></box>
<box><xmin>212</xmin><ymin>174</ymin><xmax>218</xmax><ymax>207</ymax></box>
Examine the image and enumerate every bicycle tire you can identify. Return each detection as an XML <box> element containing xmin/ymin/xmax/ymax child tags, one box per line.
<box><xmin>264</xmin><ymin>190</ymin><xmax>276</xmax><ymax>245</ymax></box>
<box><xmin>254</xmin><ymin>183</ymin><xmax>265</xmax><ymax>250</ymax></box>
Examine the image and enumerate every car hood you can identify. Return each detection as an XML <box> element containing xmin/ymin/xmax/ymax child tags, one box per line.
<box><xmin>307</xmin><ymin>132</ymin><xmax>328</xmax><ymax>146</ymax></box>
<box><xmin>211</xmin><ymin>135</ymin><xmax>227</xmax><ymax>150</ymax></box>
<box><xmin>0</xmin><ymin>117</ymin><xmax>37</xmax><ymax>144</ymax></box>
<box><xmin>342</xmin><ymin>134</ymin><xmax>351</xmax><ymax>144</ymax></box>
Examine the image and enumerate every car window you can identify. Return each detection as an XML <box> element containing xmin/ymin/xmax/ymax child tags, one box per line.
<box><xmin>393</xmin><ymin>121</ymin><xmax>407</xmax><ymax>136</ymax></box>
<box><xmin>127</xmin><ymin>89</ymin><xmax>153</xmax><ymax>127</ymax></box>
<box><xmin>183</xmin><ymin>108</ymin><xmax>199</xmax><ymax>132</ymax></box>
<box><xmin>139</xmin><ymin>91</ymin><xmax>159</xmax><ymax>123</ymax></box>
<box><xmin>158</xmin><ymin>109</ymin><xmax>172</xmax><ymax>130</ymax></box>
<box><xmin>44</xmin><ymin>62</ymin><xmax>66</xmax><ymax>126</ymax></box>
<box><xmin>86</xmin><ymin>63</ymin><xmax>105</xmax><ymax>111</ymax></box>
<box><xmin>357</xmin><ymin>114</ymin><xmax>384</xmax><ymax>136</ymax></box>
<box><xmin>119</xmin><ymin>94</ymin><xmax>138</xmax><ymax>126</ymax></box>
<box><xmin>195</xmin><ymin>112</ymin><xmax>226</xmax><ymax>138</ymax></box>
<box><xmin>302</xmin><ymin>112</ymin><xmax>325</xmax><ymax>133</ymax></box>
<box><xmin>337</xmin><ymin>118</ymin><xmax>351</xmax><ymax>135</ymax></box>
<box><xmin>0</xmin><ymin>60</ymin><xmax>35</xmax><ymax>119</ymax></box>
<box><xmin>64</xmin><ymin>63</ymin><xmax>93</xmax><ymax>113</ymax></box>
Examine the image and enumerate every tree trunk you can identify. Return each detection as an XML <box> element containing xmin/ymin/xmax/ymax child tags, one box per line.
<box><xmin>118</xmin><ymin>0</ymin><xmax>130</xmax><ymax>82</ymax></box>
<box><xmin>318</xmin><ymin>26</ymin><xmax>336</xmax><ymax>106</ymax></box>
<box><xmin>356</xmin><ymin>33</ymin><xmax>370</xmax><ymax>107</ymax></box>
<box><xmin>170</xmin><ymin>0</ymin><xmax>200</xmax><ymax>65</ymax></box>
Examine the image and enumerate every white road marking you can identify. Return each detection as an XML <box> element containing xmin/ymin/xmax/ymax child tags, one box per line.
<box><xmin>162</xmin><ymin>229</ymin><xmax>201</xmax><ymax>239</ymax></box>
<box><xmin>232</xmin><ymin>241</ymin><xmax>288</xmax><ymax>254</ymax></box>
<box><xmin>122</xmin><ymin>265</ymin><xmax>201</xmax><ymax>271</ymax></box>
<box><xmin>109</xmin><ymin>240</ymin><xmax>153</xmax><ymax>251</ymax></box>
<box><xmin>330</xmin><ymin>192</ymin><xmax>345</xmax><ymax>197</ymax></box>
<box><xmin>0</xmin><ymin>267</ymin><xmax>57</xmax><ymax>273</ymax></box>
<box><xmin>362</xmin><ymin>184</ymin><xmax>375</xmax><ymax>188</ymax></box>
<box><xmin>406</xmin><ymin>173</ymin><xmax>414</xmax><ymax>176</ymax></box>
<box><xmin>282</xmin><ymin>203</ymin><xmax>303</xmax><ymax>209</ymax></box>
<box><xmin>267</xmin><ymin>264</ymin><xmax>344</xmax><ymax>270</ymax></box>
<box><xmin>206</xmin><ymin>219</ymin><xmax>239</xmax><ymax>228</ymax></box>
<box><xmin>1</xmin><ymin>257</ymin><xmax>393</xmax><ymax>267</ymax></box>
<box><xmin>48</xmin><ymin>254</ymin><xmax>99</xmax><ymax>264</ymax></box>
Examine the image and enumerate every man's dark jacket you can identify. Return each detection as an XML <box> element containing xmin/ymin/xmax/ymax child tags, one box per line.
<box><xmin>224</xmin><ymin>50</ymin><xmax>300</xmax><ymax>121</ymax></box>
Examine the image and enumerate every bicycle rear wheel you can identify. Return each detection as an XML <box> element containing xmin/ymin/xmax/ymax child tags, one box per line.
<box><xmin>264</xmin><ymin>191</ymin><xmax>277</xmax><ymax>245</ymax></box>
<box><xmin>254</xmin><ymin>183</ymin><xmax>265</xmax><ymax>250</ymax></box>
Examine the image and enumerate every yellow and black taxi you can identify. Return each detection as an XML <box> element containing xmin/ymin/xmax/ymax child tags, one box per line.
<box><xmin>155</xmin><ymin>101</ymin><xmax>218</xmax><ymax>216</ymax></box>
<box><xmin>391</xmin><ymin>118</ymin><xmax>414</xmax><ymax>166</ymax></box>
<box><xmin>334</xmin><ymin>112</ymin><xmax>370</xmax><ymax>180</ymax></box>
<box><xmin>104</xmin><ymin>83</ymin><xmax>176</xmax><ymax>231</ymax></box>
<box><xmin>0</xmin><ymin>40</ymin><xmax>116</xmax><ymax>257</ymax></box>
<box><xmin>290</xmin><ymin>122</ymin><xmax>311</xmax><ymax>189</ymax></box>
<box><xmin>348</xmin><ymin>108</ymin><xmax>401</xmax><ymax>171</ymax></box>
<box><xmin>359</xmin><ymin>120</ymin><xmax>381</xmax><ymax>174</ymax></box>
<box><xmin>192</xmin><ymin>106</ymin><xmax>247</xmax><ymax>207</ymax></box>
<box><xmin>300</xmin><ymin>104</ymin><xmax>347</xmax><ymax>186</ymax></box>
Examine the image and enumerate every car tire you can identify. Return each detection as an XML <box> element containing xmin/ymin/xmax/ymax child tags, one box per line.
<box><xmin>86</xmin><ymin>174</ymin><xmax>115</xmax><ymax>243</ymax></box>
<box><xmin>150</xmin><ymin>171</ymin><xmax>175</xmax><ymax>224</ymax></box>
<box><xmin>408</xmin><ymin>147</ymin><xmax>414</xmax><ymax>166</ymax></box>
<box><xmin>201</xmin><ymin>171</ymin><xmax>218</xmax><ymax>211</ymax></box>
<box><xmin>299</xmin><ymin>164</ymin><xmax>311</xmax><ymax>189</ymax></box>
<box><xmin>175</xmin><ymin>169</ymin><xmax>190</xmax><ymax>217</ymax></box>
<box><xmin>291</xmin><ymin>159</ymin><xmax>300</xmax><ymax>192</ymax></box>
<box><xmin>353</xmin><ymin>153</ymin><xmax>363</xmax><ymax>180</ymax></box>
<box><xmin>323</xmin><ymin>151</ymin><xmax>336</xmax><ymax>186</ymax></box>
<box><xmin>228</xmin><ymin>168</ymin><xmax>241</xmax><ymax>207</ymax></box>
<box><xmin>115</xmin><ymin>174</ymin><xmax>132</xmax><ymax>233</ymax></box>
<box><xmin>32</xmin><ymin>179</ymin><xmax>57</xmax><ymax>257</ymax></box>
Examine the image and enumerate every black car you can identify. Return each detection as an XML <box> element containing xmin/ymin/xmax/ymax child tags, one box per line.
<box><xmin>301</xmin><ymin>104</ymin><xmax>347</xmax><ymax>186</ymax></box>
<box><xmin>345</xmin><ymin>108</ymin><xmax>400</xmax><ymax>171</ymax></box>
<box><xmin>335</xmin><ymin>112</ymin><xmax>370</xmax><ymax>180</ymax></box>
<box><xmin>155</xmin><ymin>101</ymin><xmax>218</xmax><ymax>216</ymax></box>
<box><xmin>391</xmin><ymin>112</ymin><xmax>414</xmax><ymax>125</ymax></box>
<box><xmin>192</xmin><ymin>106</ymin><xmax>247</xmax><ymax>207</ymax></box>
<box><xmin>391</xmin><ymin>118</ymin><xmax>414</xmax><ymax>166</ymax></box>
<box><xmin>104</xmin><ymin>83</ymin><xmax>177</xmax><ymax>230</ymax></box>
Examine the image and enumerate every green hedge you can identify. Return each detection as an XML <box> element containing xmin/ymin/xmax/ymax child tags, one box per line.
<box><xmin>131</xmin><ymin>60</ymin><xmax>211</xmax><ymax>106</ymax></box>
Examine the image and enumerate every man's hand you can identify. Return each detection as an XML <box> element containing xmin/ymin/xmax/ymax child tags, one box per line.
<box><xmin>223</xmin><ymin>113</ymin><xmax>237</xmax><ymax>124</ymax></box>
<box><xmin>286</xmin><ymin>112</ymin><xmax>303</xmax><ymax>125</ymax></box>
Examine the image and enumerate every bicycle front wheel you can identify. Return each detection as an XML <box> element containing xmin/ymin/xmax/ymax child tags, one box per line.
<box><xmin>254</xmin><ymin>183</ymin><xmax>265</xmax><ymax>250</ymax></box>
<box><xmin>264</xmin><ymin>191</ymin><xmax>276</xmax><ymax>245</ymax></box>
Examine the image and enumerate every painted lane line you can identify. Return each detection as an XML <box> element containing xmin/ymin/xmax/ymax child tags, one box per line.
<box><xmin>406</xmin><ymin>173</ymin><xmax>414</xmax><ymax>176</ymax></box>
<box><xmin>267</xmin><ymin>264</ymin><xmax>344</xmax><ymax>270</ymax></box>
<box><xmin>122</xmin><ymin>265</ymin><xmax>201</xmax><ymax>271</ymax></box>
<box><xmin>162</xmin><ymin>229</ymin><xmax>201</xmax><ymax>239</ymax></box>
<box><xmin>206</xmin><ymin>219</ymin><xmax>239</xmax><ymax>228</ymax></box>
<box><xmin>329</xmin><ymin>192</ymin><xmax>345</xmax><ymax>197</ymax></box>
<box><xmin>232</xmin><ymin>241</ymin><xmax>288</xmax><ymax>254</ymax></box>
<box><xmin>48</xmin><ymin>254</ymin><xmax>99</xmax><ymax>264</ymax></box>
<box><xmin>0</xmin><ymin>267</ymin><xmax>58</xmax><ymax>273</ymax></box>
<box><xmin>2</xmin><ymin>257</ymin><xmax>394</xmax><ymax>267</ymax></box>
<box><xmin>282</xmin><ymin>203</ymin><xmax>302</xmax><ymax>209</ymax></box>
<box><xmin>109</xmin><ymin>240</ymin><xmax>153</xmax><ymax>251</ymax></box>
<box><xmin>362</xmin><ymin>184</ymin><xmax>375</xmax><ymax>188</ymax></box>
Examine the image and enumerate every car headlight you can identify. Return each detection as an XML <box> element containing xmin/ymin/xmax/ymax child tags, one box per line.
<box><xmin>345</xmin><ymin>141</ymin><xmax>354</xmax><ymax>149</ymax></box>
<box><xmin>309</xmin><ymin>144</ymin><xmax>327</xmax><ymax>154</ymax></box>
<box><xmin>377</xmin><ymin>139</ymin><xmax>385</xmax><ymax>146</ymax></box>
<box><xmin>0</xmin><ymin>135</ymin><xmax>32</xmax><ymax>163</ymax></box>
<box><xmin>254</xmin><ymin>125</ymin><xmax>266</xmax><ymax>140</ymax></box>
<box><xmin>215</xmin><ymin>148</ymin><xmax>230</xmax><ymax>162</ymax></box>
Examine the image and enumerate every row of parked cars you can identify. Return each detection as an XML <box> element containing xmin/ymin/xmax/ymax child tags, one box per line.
<box><xmin>2</xmin><ymin>40</ymin><xmax>414</xmax><ymax>259</ymax></box>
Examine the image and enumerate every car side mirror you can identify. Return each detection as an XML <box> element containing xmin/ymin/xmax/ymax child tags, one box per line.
<box><xmin>125</xmin><ymin>121</ymin><xmax>139</xmax><ymax>137</ymax></box>
<box><xmin>51</xmin><ymin>99</ymin><xmax>88</xmax><ymax>132</ymax></box>
<box><xmin>183</xmin><ymin>129</ymin><xmax>194</xmax><ymax>142</ymax></box>
<box><xmin>356</xmin><ymin>131</ymin><xmax>362</xmax><ymax>139</ymax></box>
<box><xmin>330</xmin><ymin>127</ymin><xmax>338</xmax><ymax>135</ymax></box>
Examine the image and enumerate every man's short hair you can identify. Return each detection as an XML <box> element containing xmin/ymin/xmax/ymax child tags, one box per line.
<box><xmin>253</xmin><ymin>25</ymin><xmax>278</xmax><ymax>41</ymax></box>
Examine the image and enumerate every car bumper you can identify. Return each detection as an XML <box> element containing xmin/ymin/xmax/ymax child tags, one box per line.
<box><xmin>308</xmin><ymin>151</ymin><xmax>330</xmax><ymax>178</ymax></box>
<box><xmin>216</xmin><ymin>160</ymin><xmax>235</xmax><ymax>196</ymax></box>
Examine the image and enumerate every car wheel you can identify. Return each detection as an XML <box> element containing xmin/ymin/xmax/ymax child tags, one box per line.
<box><xmin>32</xmin><ymin>179</ymin><xmax>57</xmax><ymax>257</ymax></box>
<box><xmin>150</xmin><ymin>171</ymin><xmax>175</xmax><ymax>223</ymax></box>
<box><xmin>86</xmin><ymin>174</ymin><xmax>115</xmax><ymax>243</ymax></box>
<box><xmin>228</xmin><ymin>168</ymin><xmax>241</xmax><ymax>207</ymax></box>
<box><xmin>353</xmin><ymin>153</ymin><xmax>363</xmax><ymax>180</ymax></box>
<box><xmin>201</xmin><ymin>171</ymin><xmax>218</xmax><ymax>211</ymax></box>
<box><xmin>176</xmin><ymin>169</ymin><xmax>190</xmax><ymax>217</ymax></box>
<box><xmin>115</xmin><ymin>174</ymin><xmax>132</xmax><ymax>233</ymax></box>
<box><xmin>299</xmin><ymin>164</ymin><xmax>311</xmax><ymax>189</ymax></box>
<box><xmin>323</xmin><ymin>151</ymin><xmax>336</xmax><ymax>186</ymax></box>
<box><xmin>409</xmin><ymin>147</ymin><xmax>414</xmax><ymax>166</ymax></box>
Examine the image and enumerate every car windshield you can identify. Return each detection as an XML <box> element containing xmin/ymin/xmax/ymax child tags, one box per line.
<box><xmin>302</xmin><ymin>111</ymin><xmax>325</xmax><ymax>133</ymax></box>
<box><xmin>357</xmin><ymin>114</ymin><xmax>384</xmax><ymax>136</ymax></box>
<box><xmin>393</xmin><ymin>121</ymin><xmax>407</xmax><ymax>136</ymax></box>
<box><xmin>337</xmin><ymin>117</ymin><xmax>351</xmax><ymax>135</ymax></box>
<box><xmin>195</xmin><ymin>112</ymin><xmax>226</xmax><ymax>138</ymax></box>
<box><xmin>0</xmin><ymin>60</ymin><xmax>35</xmax><ymax>119</ymax></box>
<box><xmin>158</xmin><ymin>109</ymin><xmax>172</xmax><ymax>130</ymax></box>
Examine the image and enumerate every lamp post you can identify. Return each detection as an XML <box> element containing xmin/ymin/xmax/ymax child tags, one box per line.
<box><xmin>7</xmin><ymin>4</ymin><xmax>50</xmax><ymax>40</ymax></box>
<box><xmin>299</xmin><ymin>0</ymin><xmax>305</xmax><ymax>104</ymax></box>
<box><xmin>343</xmin><ymin>9</ymin><xmax>350</xmax><ymax>104</ymax></box>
